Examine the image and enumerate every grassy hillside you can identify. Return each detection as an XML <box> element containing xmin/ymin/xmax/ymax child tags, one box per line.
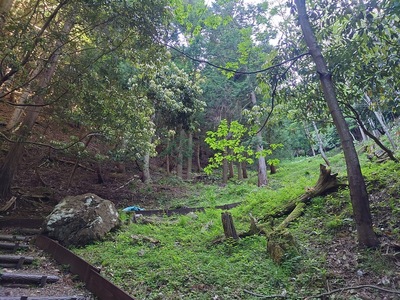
<box><xmin>74</xmin><ymin>148</ymin><xmax>400</xmax><ymax>299</ymax></box>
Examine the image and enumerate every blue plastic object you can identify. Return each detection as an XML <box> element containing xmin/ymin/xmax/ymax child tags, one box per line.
<box><xmin>122</xmin><ymin>206</ymin><xmax>144</xmax><ymax>212</ymax></box>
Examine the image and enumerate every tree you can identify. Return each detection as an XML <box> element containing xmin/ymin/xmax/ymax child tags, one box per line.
<box><xmin>128</xmin><ymin>62</ymin><xmax>204</xmax><ymax>181</ymax></box>
<box><xmin>204</xmin><ymin>119</ymin><xmax>254</xmax><ymax>183</ymax></box>
<box><xmin>294</xmin><ymin>0</ymin><xmax>378</xmax><ymax>247</ymax></box>
<box><xmin>250</xmin><ymin>91</ymin><xmax>268</xmax><ymax>186</ymax></box>
<box><xmin>0</xmin><ymin>0</ymin><xmax>171</xmax><ymax>201</ymax></box>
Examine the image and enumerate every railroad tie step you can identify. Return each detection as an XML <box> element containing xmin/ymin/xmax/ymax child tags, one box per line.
<box><xmin>0</xmin><ymin>242</ymin><xmax>30</xmax><ymax>251</ymax></box>
<box><xmin>0</xmin><ymin>273</ymin><xmax>60</xmax><ymax>286</ymax></box>
<box><xmin>0</xmin><ymin>296</ymin><xmax>87</xmax><ymax>300</ymax></box>
<box><xmin>0</xmin><ymin>234</ymin><xmax>32</xmax><ymax>242</ymax></box>
<box><xmin>0</xmin><ymin>255</ymin><xmax>34</xmax><ymax>269</ymax></box>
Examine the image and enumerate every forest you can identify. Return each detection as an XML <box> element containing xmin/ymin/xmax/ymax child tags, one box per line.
<box><xmin>0</xmin><ymin>0</ymin><xmax>399</xmax><ymax>299</ymax></box>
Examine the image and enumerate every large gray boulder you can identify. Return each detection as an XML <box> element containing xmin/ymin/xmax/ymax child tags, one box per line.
<box><xmin>43</xmin><ymin>193</ymin><xmax>120</xmax><ymax>246</ymax></box>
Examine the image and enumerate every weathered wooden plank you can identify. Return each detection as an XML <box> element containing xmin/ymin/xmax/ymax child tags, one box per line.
<box><xmin>0</xmin><ymin>234</ymin><xmax>31</xmax><ymax>242</ymax></box>
<box><xmin>0</xmin><ymin>242</ymin><xmax>29</xmax><ymax>250</ymax></box>
<box><xmin>0</xmin><ymin>255</ymin><xmax>34</xmax><ymax>263</ymax></box>
<box><xmin>0</xmin><ymin>273</ymin><xmax>59</xmax><ymax>285</ymax></box>
<box><xmin>0</xmin><ymin>297</ymin><xmax>86</xmax><ymax>300</ymax></box>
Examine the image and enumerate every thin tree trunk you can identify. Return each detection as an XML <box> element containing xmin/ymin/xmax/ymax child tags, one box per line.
<box><xmin>237</xmin><ymin>162</ymin><xmax>243</xmax><ymax>180</ymax></box>
<box><xmin>345</xmin><ymin>102</ymin><xmax>397</xmax><ymax>162</ymax></box>
<box><xmin>6</xmin><ymin>68</ymin><xmax>41</xmax><ymax>131</ymax></box>
<box><xmin>250</xmin><ymin>91</ymin><xmax>267</xmax><ymax>186</ymax></box>
<box><xmin>187</xmin><ymin>132</ymin><xmax>193</xmax><ymax>180</ymax></box>
<box><xmin>368</xmin><ymin>118</ymin><xmax>380</xmax><ymax>137</ymax></box>
<box><xmin>295</xmin><ymin>0</ymin><xmax>378</xmax><ymax>247</ymax></box>
<box><xmin>312</xmin><ymin>121</ymin><xmax>330</xmax><ymax>166</ymax></box>
<box><xmin>364</xmin><ymin>93</ymin><xmax>397</xmax><ymax>150</ymax></box>
<box><xmin>359</xmin><ymin>124</ymin><xmax>368</xmax><ymax>142</ymax></box>
<box><xmin>177</xmin><ymin>126</ymin><xmax>184</xmax><ymax>178</ymax></box>
<box><xmin>66</xmin><ymin>135</ymin><xmax>93</xmax><ymax>188</ymax></box>
<box><xmin>142</xmin><ymin>151</ymin><xmax>152</xmax><ymax>184</ymax></box>
<box><xmin>166</xmin><ymin>139</ymin><xmax>170</xmax><ymax>174</ymax></box>
<box><xmin>196</xmin><ymin>142</ymin><xmax>202</xmax><ymax>172</ymax></box>
<box><xmin>228</xmin><ymin>158</ymin><xmax>234</xmax><ymax>179</ymax></box>
<box><xmin>242</xmin><ymin>161</ymin><xmax>248</xmax><ymax>179</ymax></box>
<box><xmin>303</xmin><ymin>122</ymin><xmax>316</xmax><ymax>156</ymax></box>
<box><xmin>222</xmin><ymin>151</ymin><xmax>228</xmax><ymax>184</ymax></box>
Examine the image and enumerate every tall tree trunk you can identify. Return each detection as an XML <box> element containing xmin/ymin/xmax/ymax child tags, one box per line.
<box><xmin>295</xmin><ymin>0</ymin><xmax>378</xmax><ymax>247</ymax></box>
<box><xmin>187</xmin><ymin>131</ymin><xmax>193</xmax><ymax>180</ymax></box>
<box><xmin>177</xmin><ymin>126</ymin><xmax>184</xmax><ymax>178</ymax></box>
<box><xmin>242</xmin><ymin>161</ymin><xmax>248</xmax><ymax>179</ymax></box>
<box><xmin>312</xmin><ymin>121</ymin><xmax>330</xmax><ymax>166</ymax></box>
<box><xmin>196</xmin><ymin>142</ymin><xmax>202</xmax><ymax>172</ymax></box>
<box><xmin>228</xmin><ymin>158</ymin><xmax>234</xmax><ymax>179</ymax></box>
<box><xmin>142</xmin><ymin>151</ymin><xmax>152</xmax><ymax>184</ymax></box>
<box><xmin>237</xmin><ymin>162</ymin><xmax>243</xmax><ymax>180</ymax></box>
<box><xmin>250</xmin><ymin>91</ymin><xmax>267</xmax><ymax>186</ymax></box>
<box><xmin>0</xmin><ymin>17</ymin><xmax>74</xmax><ymax>201</ymax></box>
<box><xmin>368</xmin><ymin>118</ymin><xmax>380</xmax><ymax>137</ymax></box>
<box><xmin>67</xmin><ymin>135</ymin><xmax>93</xmax><ymax>188</ymax></box>
<box><xmin>6</xmin><ymin>68</ymin><xmax>41</xmax><ymax>131</ymax></box>
<box><xmin>166</xmin><ymin>139</ymin><xmax>170</xmax><ymax>174</ymax></box>
<box><xmin>364</xmin><ymin>93</ymin><xmax>397</xmax><ymax>150</ymax></box>
<box><xmin>222</xmin><ymin>151</ymin><xmax>228</xmax><ymax>184</ymax></box>
<box><xmin>359</xmin><ymin>124</ymin><xmax>368</xmax><ymax>142</ymax></box>
<box><xmin>303</xmin><ymin>122</ymin><xmax>316</xmax><ymax>156</ymax></box>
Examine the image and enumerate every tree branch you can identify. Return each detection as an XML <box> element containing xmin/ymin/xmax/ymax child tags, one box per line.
<box><xmin>243</xmin><ymin>289</ymin><xmax>286</xmax><ymax>298</ymax></box>
<box><xmin>305</xmin><ymin>284</ymin><xmax>400</xmax><ymax>299</ymax></box>
<box><xmin>340</xmin><ymin>101</ymin><xmax>398</xmax><ymax>162</ymax></box>
<box><xmin>256</xmin><ymin>57</ymin><xmax>300</xmax><ymax>134</ymax></box>
<box><xmin>165</xmin><ymin>42</ymin><xmax>309</xmax><ymax>75</ymax></box>
<box><xmin>0</xmin><ymin>132</ymin><xmax>103</xmax><ymax>151</ymax></box>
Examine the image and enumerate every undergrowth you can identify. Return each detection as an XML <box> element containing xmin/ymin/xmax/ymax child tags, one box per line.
<box><xmin>73</xmin><ymin>148</ymin><xmax>400</xmax><ymax>299</ymax></box>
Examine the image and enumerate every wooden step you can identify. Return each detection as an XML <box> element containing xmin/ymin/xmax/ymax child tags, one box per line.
<box><xmin>0</xmin><ymin>242</ymin><xmax>29</xmax><ymax>250</ymax></box>
<box><xmin>0</xmin><ymin>234</ymin><xmax>31</xmax><ymax>242</ymax></box>
<box><xmin>0</xmin><ymin>255</ymin><xmax>34</xmax><ymax>269</ymax></box>
<box><xmin>0</xmin><ymin>297</ymin><xmax>87</xmax><ymax>300</ymax></box>
<box><xmin>0</xmin><ymin>273</ymin><xmax>59</xmax><ymax>286</ymax></box>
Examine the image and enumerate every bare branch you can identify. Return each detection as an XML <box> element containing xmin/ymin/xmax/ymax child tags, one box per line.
<box><xmin>0</xmin><ymin>131</ymin><xmax>104</xmax><ymax>151</ymax></box>
<box><xmin>165</xmin><ymin>42</ymin><xmax>309</xmax><ymax>75</ymax></box>
<box><xmin>306</xmin><ymin>284</ymin><xmax>400</xmax><ymax>299</ymax></box>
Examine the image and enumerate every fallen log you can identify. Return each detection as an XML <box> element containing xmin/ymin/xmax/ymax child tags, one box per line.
<box><xmin>267</xmin><ymin>164</ymin><xmax>345</xmax><ymax>219</ymax></box>
<box><xmin>263</xmin><ymin>165</ymin><xmax>345</xmax><ymax>264</ymax></box>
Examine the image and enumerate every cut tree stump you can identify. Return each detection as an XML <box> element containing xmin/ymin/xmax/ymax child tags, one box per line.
<box><xmin>221</xmin><ymin>212</ymin><xmax>238</xmax><ymax>240</ymax></box>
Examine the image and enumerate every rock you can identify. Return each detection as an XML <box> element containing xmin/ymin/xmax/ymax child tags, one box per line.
<box><xmin>43</xmin><ymin>193</ymin><xmax>120</xmax><ymax>246</ymax></box>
